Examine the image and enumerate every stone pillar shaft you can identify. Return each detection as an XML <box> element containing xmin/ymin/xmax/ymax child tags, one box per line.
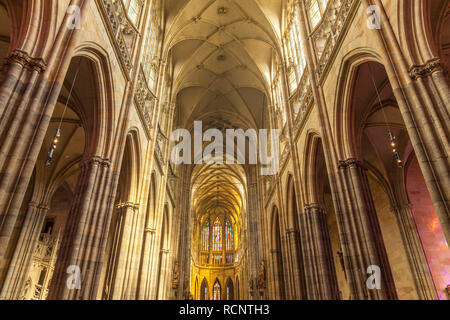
<box><xmin>300</xmin><ymin>204</ymin><xmax>339</xmax><ymax>300</ymax></box>
<box><xmin>47</xmin><ymin>156</ymin><xmax>114</xmax><ymax>300</ymax></box>
<box><xmin>285</xmin><ymin>229</ymin><xmax>304</xmax><ymax>299</ymax></box>
<box><xmin>363</xmin><ymin>0</ymin><xmax>450</xmax><ymax>245</ymax></box>
<box><xmin>0</xmin><ymin>0</ymin><xmax>88</xmax><ymax>266</ymax></box>
<box><xmin>0</xmin><ymin>203</ymin><xmax>48</xmax><ymax>299</ymax></box>
<box><xmin>337</xmin><ymin>159</ymin><xmax>397</xmax><ymax>300</ymax></box>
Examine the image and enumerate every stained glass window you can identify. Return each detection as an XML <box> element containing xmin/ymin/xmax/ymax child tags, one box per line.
<box><xmin>308</xmin><ymin>0</ymin><xmax>328</xmax><ymax>28</ymax></box>
<box><xmin>142</xmin><ymin>1</ymin><xmax>161</xmax><ymax>89</ymax></box>
<box><xmin>212</xmin><ymin>218</ymin><xmax>222</xmax><ymax>252</ymax></box>
<box><xmin>128</xmin><ymin>0</ymin><xmax>141</xmax><ymax>24</ymax></box>
<box><xmin>225</xmin><ymin>220</ymin><xmax>234</xmax><ymax>250</ymax></box>
<box><xmin>201</xmin><ymin>220</ymin><xmax>210</xmax><ymax>251</ymax></box>
<box><xmin>284</xmin><ymin>9</ymin><xmax>306</xmax><ymax>96</ymax></box>
<box><xmin>212</xmin><ymin>253</ymin><xmax>222</xmax><ymax>265</ymax></box>
<box><xmin>122</xmin><ymin>0</ymin><xmax>142</xmax><ymax>25</ymax></box>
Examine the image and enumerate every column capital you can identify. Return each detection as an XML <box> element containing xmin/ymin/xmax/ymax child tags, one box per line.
<box><xmin>409</xmin><ymin>58</ymin><xmax>443</xmax><ymax>80</ymax></box>
<box><xmin>304</xmin><ymin>203</ymin><xmax>324</xmax><ymax>212</ymax></box>
<box><xmin>38</xmin><ymin>204</ymin><xmax>51</xmax><ymax>211</ymax></box>
<box><xmin>82</xmin><ymin>155</ymin><xmax>111</xmax><ymax>168</ymax></box>
<box><xmin>338</xmin><ymin>158</ymin><xmax>366</xmax><ymax>170</ymax></box>
<box><xmin>117</xmin><ymin>202</ymin><xmax>139</xmax><ymax>210</ymax></box>
<box><xmin>286</xmin><ymin>228</ymin><xmax>299</xmax><ymax>235</ymax></box>
<box><xmin>5</xmin><ymin>49</ymin><xmax>47</xmax><ymax>73</ymax></box>
<box><xmin>145</xmin><ymin>227</ymin><xmax>157</xmax><ymax>233</ymax></box>
<box><xmin>28</xmin><ymin>201</ymin><xmax>39</xmax><ymax>209</ymax></box>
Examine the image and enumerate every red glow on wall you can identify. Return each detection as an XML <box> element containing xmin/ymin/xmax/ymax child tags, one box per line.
<box><xmin>407</xmin><ymin>157</ymin><xmax>450</xmax><ymax>300</ymax></box>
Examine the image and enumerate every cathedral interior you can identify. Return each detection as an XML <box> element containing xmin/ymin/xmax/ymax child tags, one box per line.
<box><xmin>0</xmin><ymin>0</ymin><xmax>449</xmax><ymax>301</ymax></box>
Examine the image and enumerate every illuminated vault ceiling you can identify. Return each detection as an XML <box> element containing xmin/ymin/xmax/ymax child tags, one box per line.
<box><xmin>165</xmin><ymin>0</ymin><xmax>283</xmax><ymax>130</ymax></box>
<box><xmin>191</xmin><ymin>164</ymin><xmax>246</xmax><ymax>224</ymax></box>
<box><xmin>165</xmin><ymin>0</ymin><xmax>283</xmax><ymax>223</ymax></box>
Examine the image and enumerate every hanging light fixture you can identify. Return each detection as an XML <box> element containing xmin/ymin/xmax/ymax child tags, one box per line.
<box><xmin>368</xmin><ymin>64</ymin><xmax>403</xmax><ymax>168</ymax></box>
<box><xmin>46</xmin><ymin>60</ymin><xmax>82</xmax><ymax>166</ymax></box>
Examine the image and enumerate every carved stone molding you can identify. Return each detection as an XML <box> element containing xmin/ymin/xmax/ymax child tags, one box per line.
<box><xmin>409</xmin><ymin>58</ymin><xmax>443</xmax><ymax>80</ymax></box>
<box><xmin>135</xmin><ymin>69</ymin><xmax>155</xmax><ymax>134</ymax></box>
<box><xmin>28</xmin><ymin>202</ymin><xmax>39</xmax><ymax>209</ymax></box>
<box><xmin>286</xmin><ymin>228</ymin><xmax>299</xmax><ymax>235</ymax></box>
<box><xmin>82</xmin><ymin>155</ymin><xmax>111</xmax><ymax>168</ymax></box>
<box><xmin>101</xmin><ymin>0</ymin><xmax>136</xmax><ymax>73</ymax></box>
<box><xmin>117</xmin><ymin>202</ymin><xmax>139</xmax><ymax>210</ymax></box>
<box><xmin>338</xmin><ymin>158</ymin><xmax>366</xmax><ymax>170</ymax></box>
<box><xmin>5</xmin><ymin>49</ymin><xmax>47</xmax><ymax>73</ymax></box>
<box><xmin>37</xmin><ymin>204</ymin><xmax>51</xmax><ymax>212</ymax></box>
<box><xmin>304</xmin><ymin>203</ymin><xmax>325</xmax><ymax>214</ymax></box>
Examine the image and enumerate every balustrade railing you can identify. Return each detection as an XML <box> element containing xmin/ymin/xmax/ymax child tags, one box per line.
<box><xmin>310</xmin><ymin>0</ymin><xmax>356</xmax><ymax>80</ymax></box>
<box><xmin>100</xmin><ymin>0</ymin><xmax>138</xmax><ymax>72</ymax></box>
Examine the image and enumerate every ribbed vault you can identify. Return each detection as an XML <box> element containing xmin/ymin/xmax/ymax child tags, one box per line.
<box><xmin>165</xmin><ymin>0</ymin><xmax>283</xmax><ymax>130</ymax></box>
<box><xmin>191</xmin><ymin>164</ymin><xmax>246</xmax><ymax>225</ymax></box>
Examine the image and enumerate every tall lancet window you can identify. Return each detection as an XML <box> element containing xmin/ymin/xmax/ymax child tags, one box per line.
<box><xmin>285</xmin><ymin>9</ymin><xmax>307</xmax><ymax>94</ymax></box>
<box><xmin>201</xmin><ymin>220</ymin><xmax>210</xmax><ymax>251</ymax></box>
<box><xmin>212</xmin><ymin>218</ymin><xmax>223</xmax><ymax>252</ymax></box>
<box><xmin>142</xmin><ymin>0</ymin><xmax>161</xmax><ymax>90</ymax></box>
<box><xmin>225</xmin><ymin>220</ymin><xmax>234</xmax><ymax>250</ymax></box>
<box><xmin>122</xmin><ymin>0</ymin><xmax>142</xmax><ymax>25</ymax></box>
<box><xmin>213</xmin><ymin>280</ymin><xmax>221</xmax><ymax>300</ymax></box>
<box><xmin>308</xmin><ymin>0</ymin><xmax>328</xmax><ymax>28</ymax></box>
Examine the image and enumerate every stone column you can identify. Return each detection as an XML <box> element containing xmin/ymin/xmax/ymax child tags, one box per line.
<box><xmin>337</xmin><ymin>159</ymin><xmax>397</xmax><ymax>300</ymax></box>
<box><xmin>138</xmin><ymin>227</ymin><xmax>156</xmax><ymax>299</ymax></box>
<box><xmin>269</xmin><ymin>249</ymin><xmax>283</xmax><ymax>299</ymax></box>
<box><xmin>157</xmin><ymin>249</ymin><xmax>170</xmax><ymax>299</ymax></box>
<box><xmin>0</xmin><ymin>0</ymin><xmax>88</xmax><ymax>267</ymax></box>
<box><xmin>280</xmin><ymin>231</ymin><xmax>295</xmax><ymax>300</ymax></box>
<box><xmin>0</xmin><ymin>202</ymin><xmax>49</xmax><ymax>299</ymax></box>
<box><xmin>246</xmin><ymin>167</ymin><xmax>262</xmax><ymax>300</ymax></box>
<box><xmin>300</xmin><ymin>204</ymin><xmax>339</xmax><ymax>300</ymax></box>
<box><xmin>47</xmin><ymin>155</ymin><xmax>114</xmax><ymax>300</ymax></box>
<box><xmin>0</xmin><ymin>52</ymin><xmax>49</xmax><ymax>264</ymax></box>
<box><xmin>285</xmin><ymin>228</ymin><xmax>304</xmax><ymax>299</ymax></box>
<box><xmin>110</xmin><ymin>202</ymin><xmax>140</xmax><ymax>300</ymax></box>
<box><xmin>363</xmin><ymin>0</ymin><xmax>450</xmax><ymax>246</ymax></box>
<box><xmin>391</xmin><ymin>203</ymin><xmax>437</xmax><ymax>300</ymax></box>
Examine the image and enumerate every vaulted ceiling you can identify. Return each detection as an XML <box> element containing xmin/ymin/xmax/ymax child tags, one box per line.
<box><xmin>165</xmin><ymin>0</ymin><xmax>283</xmax><ymax>225</ymax></box>
<box><xmin>165</xmin><ymin>0</ymin><xmax>283</xmax><ymax>131</ymax></box>
<box><xmin>191</xmin><ymin>164</ymin><xmax>246</xmax><ymax>225</ymax></box>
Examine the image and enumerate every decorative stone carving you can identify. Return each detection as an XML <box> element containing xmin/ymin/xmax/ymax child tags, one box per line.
<box><xmin>249</xmin><ymin>279</ymin><xmax>254</xmax><ymax>293</ymax></box>
<box><xmin>5</xmin><ymin>49</ymin><xmax>47</xmax><ymax>73</ymax></box>
<box><xmin>409</xmin><ymin>58</ymin><xmax>443</xmax><ymax>80</ymax></box>
<box><xmin>82</xmin><ymin>155</ymin><xmax>111</xmax><ymax>169</ymax></box>
<box><xmin>171</xmin><ymin>262</ymin><xmax>179</xmax><ymax>289</ymax></box>
<box><xmin>101</xmin><ymin>0</ymin><xmax>137</xmax><ymax>72</ymax></box>
<box><xmin>311</xmin><ymin>0</ymin><xmax>356</xmax><ymax>80</ymax></box>
<box><xmin>257</xmin><ymin>261</ymin><xmax>266</xmax><ymax>290</ymax></box>
<box><xmin>338</xmin><ymin>158</ymin><xmax>366</xmax><ymax>170</ymax></box>
<box><xmin>21</xmin><ymin>278</ymin><xmax>32</xmax><ymax>300</ymax></box>
<box><xmin>135</xmin><ymin>69</ymin><xmax>155</xmax><ymax>134</ymax></box>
